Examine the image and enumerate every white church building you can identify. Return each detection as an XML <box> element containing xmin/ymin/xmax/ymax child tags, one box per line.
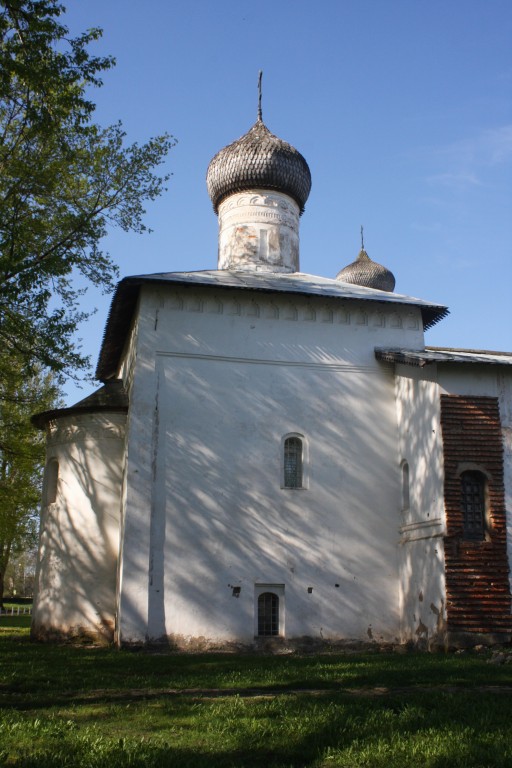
<box><xmin>31</xmin><ymin>101</ymin><xmax>512</xmax><ymax>650</ymax></box>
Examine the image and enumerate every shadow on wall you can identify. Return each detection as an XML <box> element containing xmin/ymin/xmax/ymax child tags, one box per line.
<box><xmin>142</xmin><ymin>348</ymin><xmax>404</xmax><ymax>645</ymax></box>
<box><xmin>32</xmin><ymin>415</ymin><xmax>127</xmax><ymax>643</ymax></box>
<box><xmin>396</xmin><ymin>370</ymin><xmax>446</xmax><ymax>647</ymax></box>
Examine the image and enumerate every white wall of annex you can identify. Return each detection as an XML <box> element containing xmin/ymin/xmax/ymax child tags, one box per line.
<box><xmin>394</xmin><ymin>364</ymin><xmax>446</xmax><ymax>643</ymax></box>
<box><xmin>32</xmin><ymin>412</ymin><xmax>125</xmax><ymax>641</ymax></box>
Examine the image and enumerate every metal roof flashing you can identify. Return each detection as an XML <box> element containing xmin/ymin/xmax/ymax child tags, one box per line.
<box><xmin>375</xmin><ymin>347</ymin><xmax>512</xmax><ymax>368</ymax></box>
<box><xmin>96</xmin><ymin>270</ymin><xmax>449</xmax><ymax>381</ymax></box>
<box><xmin>32</xmin><ymin>380</ymin><xmax>128</xmax><ymax>430</ymax></box>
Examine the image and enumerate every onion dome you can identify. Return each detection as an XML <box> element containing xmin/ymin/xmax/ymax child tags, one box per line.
<box><xmin>336</xmin><ymin>242</ymin><xmax>396</xmax><ymax>293</ymax></box>
<box><xmin>206</xmin><ymin>117</ymin><xmax>312</xmax><ymax>214</ymax></box>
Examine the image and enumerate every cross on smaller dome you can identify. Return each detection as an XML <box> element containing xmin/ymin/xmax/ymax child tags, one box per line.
<box><xmin>336</xmin><ymin>241</ymin><xmax>396</xmax><ymax>292</ymax></box>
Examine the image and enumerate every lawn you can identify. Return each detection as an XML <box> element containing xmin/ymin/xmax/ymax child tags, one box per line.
<box><xmin>0</xmin><ymin>603</ymin><xmax>32</xmax><ymax>635</ymax></box>
<box><xmin>1</xmin><ymin>626</ymin><xmax>512</xmax><ymax>767</ymax></box>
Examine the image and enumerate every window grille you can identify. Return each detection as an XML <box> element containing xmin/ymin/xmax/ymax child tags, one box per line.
<box><xmin>461</xmin><ymin>471</ymin><xmax>486</xmax><ymax>540</ymax></box>
<box><xmin>257</xmin><ymin>592</ymin><xmax>279</xmax><ymax>636</ymax></box>
<box><xmin>284</xmin><ymin>436</ymin><xmax>303</xmax><ymax>488</ymax></box>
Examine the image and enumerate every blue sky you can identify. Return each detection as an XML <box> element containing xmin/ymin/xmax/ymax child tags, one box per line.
<box><xmin>62</xmin><ymin>0</ymin><xmax>511</xmax><ymax>404</ymax></box>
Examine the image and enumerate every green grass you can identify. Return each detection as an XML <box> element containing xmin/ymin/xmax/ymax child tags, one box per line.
<box><xmin>0</xmin><ymin>602</ymin><xmax>32</xmax><ymax>635</ymax></box>
<box><xmin>1</xmin><ymin>630</ymin><xmax>512</xmax><ymax>766</ymax></box>
<box><xmin>0</xmin><ymin>615</ymin><xmax>32</xmax><ymax>634</ymax></box>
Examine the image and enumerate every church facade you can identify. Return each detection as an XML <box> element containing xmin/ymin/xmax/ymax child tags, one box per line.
<box><xmin>31</xmin><ymin>106</ymin><xmax>512</xmax><ymax>650</ymax></box>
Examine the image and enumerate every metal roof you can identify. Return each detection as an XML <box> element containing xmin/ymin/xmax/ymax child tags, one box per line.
<box><xmin>375</xmin><ymin>347</ymin><xmax>512</xmax><ymax>368</ymax></box>
<box><xmin>32</xmin><ymin>379</ymin><xmax>128</xmax><ymax>429</ymax></box>
<box><xmin>96</xmin><ymin>269</ymin><xmax>449</xmax><ymax>381</ymax></box>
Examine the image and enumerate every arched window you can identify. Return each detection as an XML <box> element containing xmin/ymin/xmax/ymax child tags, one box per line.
<box><xmin>401</xmin><ymin>461</ymin><xmax>410</xmax><ymax>511</ymax></box>
<box><xmin>257</xmin><ymin>592</ymin><xmax>279</xmax><ymax>636</ymax></box>
<box><xmin>44</xmin><ymin>459</ymin><xmax>59</xmax><ymax>505</ymax></box>
<box><xmin>284</xmin><ymin>436</ymin><xmax>303</xmax><ymax>489</ymax></box>
<box><xmin>460</xmin><ymin>470</ymin><xmax>486</xmax><ymax>540</ymax></box>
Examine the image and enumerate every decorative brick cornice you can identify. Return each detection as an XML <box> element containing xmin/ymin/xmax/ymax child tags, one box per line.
<box><xmin>164</xmin><ymin>290</ymin><xmax>421</xmax><ymax>331</ymax></box>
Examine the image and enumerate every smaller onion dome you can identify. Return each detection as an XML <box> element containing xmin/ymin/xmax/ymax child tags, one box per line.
<box><xmin>206</xmin><ymin>118</ymin><xmax>312</xmax><ymax>214</ymax></box>
<box><xmin>336</xmin><ymin>243</ymin><xmax>396</xmax><ymax>293</ymax></box>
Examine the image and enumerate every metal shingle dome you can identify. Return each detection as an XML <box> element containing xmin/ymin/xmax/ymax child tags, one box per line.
<box><xmin>336</xmin><ymin>248</ymin><xmax>396</xmax><ymax>293</ymax></box>
<box><xmin>206</xmin><ymin>118</ymin><xmax>312</xmax><ymax>214</ymax></box>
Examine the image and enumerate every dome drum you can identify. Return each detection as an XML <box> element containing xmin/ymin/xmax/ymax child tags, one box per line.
<box><xmin>207</xmin><ymin>113</ymin><xmax>311</xmax><ymax>273</ymax></box>
<box><xmin>218</xmin><ymin>190</ymin><xmax>300</xmax><ymax>272</ymax></box>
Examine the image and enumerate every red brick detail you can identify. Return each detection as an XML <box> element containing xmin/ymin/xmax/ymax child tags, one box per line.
<box><xmin>441</xmin><ymin>395</ymin><xmax>512</xmax><ymax>634</ymax></box>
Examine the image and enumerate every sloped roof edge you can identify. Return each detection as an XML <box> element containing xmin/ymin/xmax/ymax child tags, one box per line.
<box><xmin>375</xmin><ymin>347</ymin><xmax>512</xmax><ymax>368</ymax></box>
<box><xmin>32</xmin><ymin>380</ymin><xmax>128</xmax><ymax>430</ymax></box>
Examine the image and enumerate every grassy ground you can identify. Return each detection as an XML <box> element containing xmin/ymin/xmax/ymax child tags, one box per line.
<box><xmin>0</xmin><ymin>602</ymin><xmax>32</xmax><ymax>634</ymax></box>
<box><xmin>1</xmin><ymin>626</ymin><xmax>512</xmax><ymax>767</ymax></box>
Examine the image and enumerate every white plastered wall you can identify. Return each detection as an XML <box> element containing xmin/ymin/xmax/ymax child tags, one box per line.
<box><xmin>217</xmin><ymin>190</ymin><xmax>300</xmax><ymax>272</ymax></box>
<box><xmin>394</xmin><ymin>363</ymin><xmax>446</xmax><ymax>644</ymax></box>
<box><xmin>112</xmin><ymin>301</ymin><xmax>139</xmax><ymax>642</ymax></box>
<box><xmin>32</xmin><ymin>411</ymin><xmax>126</xmax><ymax>641</ymax></box>
<box><xmin>118</xmin><ymin>284</ymin><xmax>425</xmax><ymax>646</ymax></box>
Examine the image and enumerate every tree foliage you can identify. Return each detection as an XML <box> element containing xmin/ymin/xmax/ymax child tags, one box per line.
<box><xmin>0</xmin><ymin>0</ymin><xmax>174</xmax><ymax>380</ymax></box>
<box><xmin>0</xmin><ymin>361</ymin><xmax>59</xmax><ymax>604</ymax></box>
